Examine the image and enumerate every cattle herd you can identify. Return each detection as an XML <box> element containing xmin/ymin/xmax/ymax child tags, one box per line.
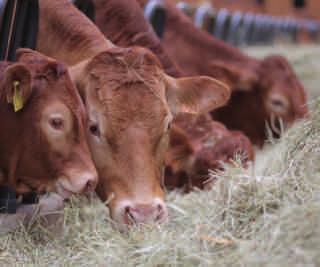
<box><xmin>0</xmin><ymin>0</ymin><xmax>307</xmax><ymax>233</ymax></box>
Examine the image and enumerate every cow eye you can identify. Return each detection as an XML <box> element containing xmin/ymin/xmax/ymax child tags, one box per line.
<box><xmin>89</xmin><ymin>123</ymin><xmax>100</xmax><ymax>137</ymax></box>
<box><xmin>49</xmin><ymin>118</ymin><xmax>64</xmax><ymax>130</ymax></box>
<box><xmin>270</xmin><ymin>99</ymin><xmax>287</xmax><ymax>113</ymax></box>
<box><xmin>268</xmin><ymin>95</ymin><xmax>289</xmax><ymax>114</ymax></box>
<box><xmin>272</xmin><ymin>99</ymin><xmax>284</xmax><ymax>107</ymax></box>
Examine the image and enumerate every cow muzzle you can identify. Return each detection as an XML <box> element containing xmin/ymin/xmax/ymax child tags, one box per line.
<box><xmin>55</xmin><ymin>170</ymin><xmax>98</xmax><ymax>199</ymax></box>
<box><xmin>111</xmin><ymin>198</ymin><xmax>168</xmax><ymax>231</ymax></box>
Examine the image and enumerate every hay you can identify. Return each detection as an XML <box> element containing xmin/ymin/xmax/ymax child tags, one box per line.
<box><xmin>1</xmin><ymin>45</ymin><xmax>320</xmax><ymax>267</ymax></box>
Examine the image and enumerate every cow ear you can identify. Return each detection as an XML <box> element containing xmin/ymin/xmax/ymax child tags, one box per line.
<box><xmin>209</xmin><ymin>60</ymin><xmax>258</xmax><ymax>91</ymax></box>
<box><xmin>4</xmin><ymin>64</ymin><xmax>33</xmax><ymax>112</ymax></box>
<box><xmin>68</xmin><ymin>60</ymin><xmax>90</xmax><ymax>99</ymax></box>
<box><xmin>165</xmin><ymin>74</ymin><xmax>230</xmax><ymax>116</ymax></box>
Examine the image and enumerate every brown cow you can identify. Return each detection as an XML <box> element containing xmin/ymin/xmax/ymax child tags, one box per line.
<box><xmin>165</xmin><ymin>114</ymin><xmax>254</xmax><ymax>192</ymax></box>
<box><xmin>0</xmin><ymin>48</ymin><xmax>97</xmax><ymax>198</ymax></box>
<box><xmin>37</xmin><ymin>0</ymin><xmax>231</xmax><ymax>231</ymax></box>
<box><xmin>152</xmin><ymin>1</ymin><xmax>308</xmax><ymax>146</ymax></box>
<box><xmin>89</xmin><ymin>0</ymin><xmax>255</xmax><ymax>190</ymax></box>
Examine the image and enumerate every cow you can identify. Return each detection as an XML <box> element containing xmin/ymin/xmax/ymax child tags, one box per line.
<box><xmin>142</xmin><ymin>0</ymin><xmax>308</xmax><ymax>146</ymax></box>
<box><xmin>36</xmin><ymin>0</ymin><xmax>231</xmax><ymax>231</ymax></box>
<box><xmin>0</xmin><ymin>48</ymin><xmax>98</xmax><ymax>199</ymax></box>
<box><xmin>87</xmin><ymin>0</ymin><xmax>255</xmax><ymax>192</ymax></box>
<box><xmin>165</xmin><ymin>113</ymin><xmax>254</xmax><ymax>192</ymax></box>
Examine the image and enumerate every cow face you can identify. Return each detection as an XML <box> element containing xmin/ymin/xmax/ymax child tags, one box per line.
<box><xmin>0</xmin><ymin>49</ymin><xmax>98</xmax><ymax>198</ymax></box>
<box><xmin>165</xmin><ymin>115</ymin><xmax>254</xmax><ymax>192</ymax></box>
<box><xmin>70</xmin><ymin>47</ymin><xmax>230</xmax><ymax>231</ymax></box>
<box><xmin>211</xmin><ymin>55</ymin><xmax>307</xmax><ymax>146</ymax></box>
<box><xmin>259</xmin><ymin>55</ymin><xmax>308</xmax><ymax>135</ymax></box>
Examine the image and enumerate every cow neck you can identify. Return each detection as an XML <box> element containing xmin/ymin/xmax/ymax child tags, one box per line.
<box><xmin>92</xmin><ymin>0</ymin><xmax>183</xmax><ymax>77</ymax></box>
<box><xmin>0</xmin><ymin>148</ymin><xmax>38</xmax><ymax>214</ymax></box>
<box><xmin>37</xmin><ymin>0</ymin><xmax>113</xmax><ymax>66</ymax></box>
<box><xmin>0</xmin><ymin>65</ymin><xmax>38</xmax><ymax>213</ymax></box>
<box><xmin>163</xmin><ymin>2</ymin><xmax>259</xmax><ymax>69</ymax></box>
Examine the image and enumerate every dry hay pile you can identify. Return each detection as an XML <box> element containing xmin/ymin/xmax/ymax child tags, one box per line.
<box><xmin>1</xmin><ymin>45</ymin><xmax>320</xmax><ymax>267</ymax></box>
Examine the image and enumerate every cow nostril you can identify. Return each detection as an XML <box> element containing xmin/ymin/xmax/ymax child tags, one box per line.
<box><xmin>85</xmin><ymin>180</ymin><xmax>95</xmax><ymax>192</ymax></box>
<box><xmin>119</xmin><ymin>201</ymin><xmax>167</xmax><ymax>226</ymax></box>
<box><xmin>124</xmin><ymin>206</ymin><xmax>130</xmax><ymax>213</ymax></box>
<box><xmin>124</xmin><ymin>205</ymin><xmax>131</xmax><ymax>216</ymax></box>
<box><xmin>157</xmin><ymin>204</ymin><xmax>162</xmax><ymax>212</ymax></box>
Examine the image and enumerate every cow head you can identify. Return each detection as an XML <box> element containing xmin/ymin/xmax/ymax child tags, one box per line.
<box><xmin>258</xmin><ymin>55</ymin><xmax>308</xmax><ymax>133</ymax></box>
<box><xmin>0</xmin><ymin>49</ymin><xmax>98</xmax><ymax>198</ymax></box>
<box><xmin>165</xmin><ymin>115</ymin><xmax>254</xmax><ymax>192</ymax></box>
<box><xmin>70</xmin><ymin>46</ymin><xmax>230</xmax><ymax>231</ymax></box>
<box><xmin>211</xmin><ymin>55</ymin><xmax>307</xmax><ymax>146</ymax></box>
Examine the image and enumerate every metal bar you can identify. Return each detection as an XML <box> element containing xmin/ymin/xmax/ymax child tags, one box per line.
<box><xmin>144</xmin><ymin>0</ymin><xmax>166</xmax><ymax>39</ymax></box>
<box><xmin>176</xmin><ymin>2</ymin><xmax>194</xmax><ymax>18</ymax></box>
<box><xmin>72</xmin><ymin>0</ymin><xmax>95</xmax><ymax>22</ymax></box>
<box><xmin>214</xmin><ymin>9</ymin><xmax>231</xmax><ymax>41</ymax></box>
<box><xmin>0</xmin><ymin>0</ymin><xmax>8</xmax><ymax>30</ymax></box>
<box><xmin>194</xmin><ymin>4</ymin><xmax>215</xmax><ymax>32</ymax></box>
<box><xmin>227</xmin><ymin>11</ymin><xmax>243</xmax><ymax>46</ymax></box>
<box><xmin>21</xmin><ymin>0</ymin><xmax>39</xmax><ymax>52</ymax></box>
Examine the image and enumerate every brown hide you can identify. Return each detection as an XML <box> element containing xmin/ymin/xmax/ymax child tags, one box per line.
<box><xmin>91</xmin><ymin>0</ymin><xmax>255</xmax><ymax>190</ymax></box>
<box><xmin>0</xmin><ymin>49</ymin><xmax>97</xmax><ymax>196</ymax></box>
<box><xmin>36</xmin><ymin>0</ymin><xmax>231</xmax><ymax>231</ymax></box>
<box><xmin>165</xmin><ymin>114</ymin><xmax>254</xmax><ymax>192</ymax></box>
<box><xmin>37</xmin><ymin>0</ymin><xmax>113</xmax><ymax>65</ymax></box>
<box><xmin>159</xmin><ymin>1</ymin><xmax>308</xmax><ymax>146</ymax></box>
<box><xmin>70</xmin><ymin>46</ymin><xmax>230</xmax><ymax>230</ymax></box>
<box><xmin>92</xmin><ymin>0</ymin><xmax>182</xmax><ymax>77</ymax></box>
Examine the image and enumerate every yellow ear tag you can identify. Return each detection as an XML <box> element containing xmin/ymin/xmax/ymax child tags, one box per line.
<box><xmin>12</xmin><ymin>81</ymin><xmax>23</xmax><ymax>112</ymax></box>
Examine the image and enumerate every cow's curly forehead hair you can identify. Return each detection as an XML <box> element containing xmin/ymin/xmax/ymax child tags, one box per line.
<box><xmin>86</xmin><ymin>46</ymin><xmax>164</xmax><ymax>89</ymax></box>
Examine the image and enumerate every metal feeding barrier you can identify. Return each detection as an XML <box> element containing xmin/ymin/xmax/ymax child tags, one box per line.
<box><xmin>238</xmin><ymin>13</ymin><xmax>255</xmax><ymax>45</ymax></box>
<box><xmin>227</xmin><ymin>11</ymin><xmax>244</xmax><ymax>46</ymax></box>
<box><xmin>144</xmin><ymin>0</ymin><xmax>166</xmax><ymax>39</ymax></box>
<box><xmin>0</xmin><ymin>0</ymin><xmax>7</xmax><ymax>29</ymax></box>
<box><xmin>0</xmin><ymin>0</ymin><xmax>38</xmax><ymax>61</ymax></box>
<box><xmin>177</xmin><ymin>1</ymin><xmax>320</xmax><ymax>46</ymax></box>
<box><xmin>176</xmin><ymin>2</ymin><xmax>194</xmax><ymax>18</ymax></box>
<box><xmin>213</xmin><ymin>8</ymin><xmax>231</xmax><ymax>41</ymax></box>
<box><xmin>70</xmin><ymin>0</ymin><xmax>95</xmax><ymax>22</ymax></box>
<box><xmin>194</xmin><ymin>4</ymin><xmax>215</xmax><ymax>33</ymax></box>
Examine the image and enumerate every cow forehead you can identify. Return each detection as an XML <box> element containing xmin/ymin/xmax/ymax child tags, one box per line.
<box><xmin>85</xmin><ymin>48</ymin><xmax>172</xmax><ymax>130</ymax></box>
<box><xmin>102</xmin><ymin>82</ymin><xmax>169</xmax><ymax>130</ymax></box>
<box><xmin>33</xmin><ymin>72</ymin><xmax>86</xmax><ymax>120</ymax></box>
<box><xmin>87</xmin><ymin>47</ymin><xmax>164</xmax><ymax>88</ymax></box>
<box><xmin>261</xmin><ymin>61</ymin><xmax>304</xmax><ymax>98</ymax></box>
<box><xmin>16</xmin><ymin>54</ymin><xmax>84</xmax><ymax>115</ymax></box>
